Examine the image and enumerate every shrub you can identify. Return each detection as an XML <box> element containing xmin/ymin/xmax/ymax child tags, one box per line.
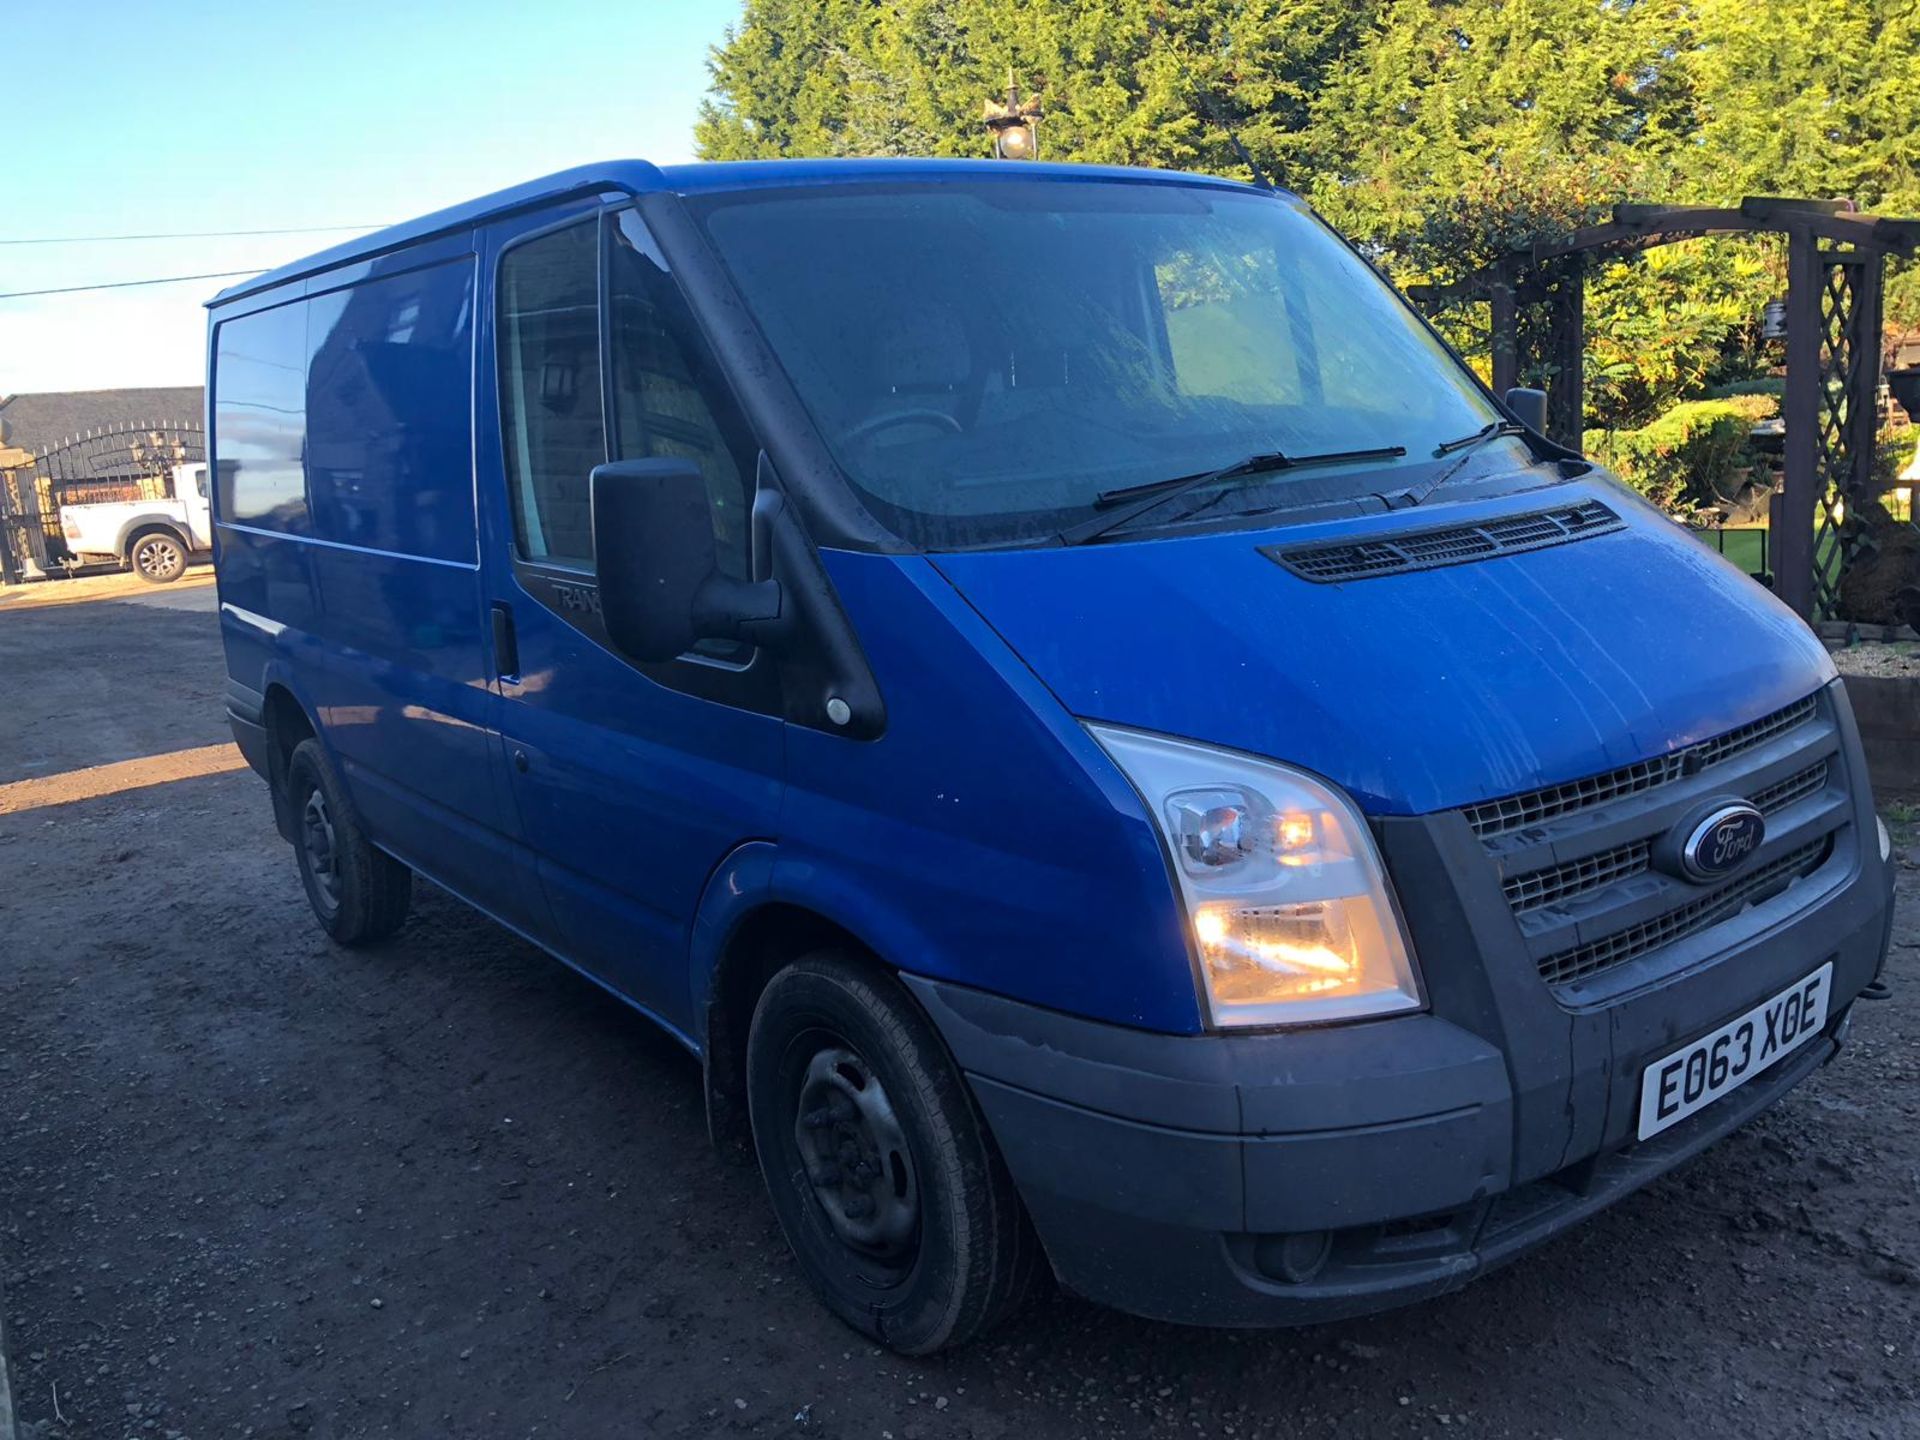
<box><xmin>1584</xmin><ymin>395</ymin><xmax>1776</xmax><ymax>514</ymax></box>
<box><xmin>1875</xmin><ymin>424</ymin><xmax>1915</xmax><ymax>491</ymax></box>
<box><xmin>1701</xmin><ymin>377</ymin><xmax>1785</xmax><ymax>401</ymax></box>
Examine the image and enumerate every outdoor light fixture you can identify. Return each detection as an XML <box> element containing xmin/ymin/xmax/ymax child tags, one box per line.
<box><xmin>983</xmin><ymin>69</ymin><xmax>1043</xmax><ymax>160</ymax></box>
<box><xmin>1762</xmin><ymin>298</ymin><xmax>1789</xmax><ymax>340</ymax></box>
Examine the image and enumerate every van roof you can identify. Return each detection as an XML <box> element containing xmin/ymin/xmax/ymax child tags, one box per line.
<box><xmin>208</xmin><ymin>158</ymin><xmax>1284</xmax><ymax>308</ymax></box>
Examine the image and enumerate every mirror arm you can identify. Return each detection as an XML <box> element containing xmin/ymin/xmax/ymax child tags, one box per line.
<box><xmin>693</xmin><ymin>573</ymin><xmax>788</xmax><ymax>645</ymax></box>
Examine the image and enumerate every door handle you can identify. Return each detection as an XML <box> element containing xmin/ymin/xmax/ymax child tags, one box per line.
<box><xmin>490</xmin><ymin>601</ymin><xmax>521</xmax><ymax>681</ymax></box>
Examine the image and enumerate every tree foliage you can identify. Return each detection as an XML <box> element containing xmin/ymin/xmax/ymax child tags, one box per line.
<box><xmin>697</xmin><ymin>0</ymin><xmax>1920</xmax><ymax>428</ymax></box>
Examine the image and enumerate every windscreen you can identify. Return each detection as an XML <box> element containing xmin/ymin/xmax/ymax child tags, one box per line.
<box><xmin>696</xmin><ymin>179</ymin><xmax>1500</xmax><ymax>549</ymax></box>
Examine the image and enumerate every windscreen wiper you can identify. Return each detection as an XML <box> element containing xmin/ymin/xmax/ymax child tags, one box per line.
<box><xmin>1382</xmin><ymin>421</ymin><xmax>1531</xmax><ymax>509</ymax></box>
<box><xmin>1433</xmin><ymin>419</ymin><xmax>1530</xmax><ymax>457</ymax></box>
<box><xmin>1056</xmin><ymin>444</ymin><xmax>1407</xmax><ymax>546</ymax></box>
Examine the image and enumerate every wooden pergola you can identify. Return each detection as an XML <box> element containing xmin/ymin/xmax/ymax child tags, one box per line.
<box><xmin>1409</xmin><ymin>198</ymin><xmax>1920</xmax><ymax>619</ymax></box>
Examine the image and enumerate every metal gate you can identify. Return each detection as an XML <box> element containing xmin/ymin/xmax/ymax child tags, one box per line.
<box><xmin>0</xmin><ymin>421</ymin><xmax>204</xmax><ymax>583</ymax></box>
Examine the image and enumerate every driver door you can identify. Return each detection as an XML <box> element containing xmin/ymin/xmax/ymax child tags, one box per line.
<box><xmin>480</xmin><ymin>204</ymin><xmax>784</xmax><ymax>1038</ymax></box>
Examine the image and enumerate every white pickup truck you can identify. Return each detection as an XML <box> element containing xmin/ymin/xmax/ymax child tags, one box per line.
<box><xmin>58</xmin><ymin>462</ymin><xmax>213</xmax><ymax>583</ymax></box>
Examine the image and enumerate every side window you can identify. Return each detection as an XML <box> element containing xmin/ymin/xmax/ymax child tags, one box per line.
<box><xmin>606</xmin><ymin>209</ymin><xmax>756</xmax><ymax>588</ymax></box>
<box><xmin>215</xmin><ymin>300</ymin><xmax>310</xmax><ymax>531</ymax></box>
<box><xmin>498</xmin><ymin>219</ymin><xmax>604</xmax><ymax>568</ymax></box>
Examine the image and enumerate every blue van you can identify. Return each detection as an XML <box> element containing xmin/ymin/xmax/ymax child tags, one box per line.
<box><xmin>210</xmin><ymin>159</ymin><xmax>1895</xmax><ymax>1353</ymax></box>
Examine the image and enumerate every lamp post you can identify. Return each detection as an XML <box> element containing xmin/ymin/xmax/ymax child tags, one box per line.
<box><xmin>983</xmin><ymin>70</ymin><xmax>1042</xmax><ymax>160</ymax></box>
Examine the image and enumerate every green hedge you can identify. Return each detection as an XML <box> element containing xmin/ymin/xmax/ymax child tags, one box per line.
<box><xmin>1584</xmin><ymin>395</ymin><xmax>1777</xmax><ymax>513</ymax></box>
<box><xmin>1700</xmin><ymin>378</ymin><xmax>1785</xmax><ymax>401</ymax></box>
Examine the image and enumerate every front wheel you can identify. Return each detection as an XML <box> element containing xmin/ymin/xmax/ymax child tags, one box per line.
<box><xmin>128</xmin><ymin>530</ymin><xmax>187</xmax><ymax>583</ymax></box>
<box><xmin>747</xmin><ymin>953</ymin><xmax>1043</xmax><ymax>1354</ymax></box>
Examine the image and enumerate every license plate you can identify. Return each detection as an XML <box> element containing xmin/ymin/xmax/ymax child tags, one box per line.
<box><xmin>1637</xmin><ymin>961</ymin><xmax>1832</xmax><ymax>1140</ymax></box>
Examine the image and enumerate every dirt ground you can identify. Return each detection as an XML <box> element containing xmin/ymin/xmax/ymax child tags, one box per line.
<box><xmin>0</xmin><ymin>576</ymin><xmax>1915</xmax><ymax>1440</ymax></box>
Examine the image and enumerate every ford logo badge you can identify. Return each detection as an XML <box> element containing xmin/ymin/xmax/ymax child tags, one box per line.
<box><xmin>1679</xmin><ymin>802</ymin><xmax>1766</xmax><ymax>882</ymax></box>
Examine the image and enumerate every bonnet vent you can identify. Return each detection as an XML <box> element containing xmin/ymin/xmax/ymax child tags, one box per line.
<box><xmin>1267</xmin><ymin>499</ymin><xmax>1624</xmax><ymax>583</ymax></box>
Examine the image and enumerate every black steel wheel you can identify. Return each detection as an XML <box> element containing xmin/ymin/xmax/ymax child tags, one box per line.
<box><xmin>792</xmin><ymin>1043</ymin><xmax>921</xmax><ymax>1264</ymax></box>
<box><xmin>747</xmin><ymin>952</ymin><xmax>1043</xmax><ymax>1354</ymax></box>
<box><xmin>300</xmin><ymin>784</ymin><xmax>344</xmax><ymax>921</ymax></box>
<box><xmin>285</xmin><ymin>738</ymin><xmax>412</xmax><ymax>945</ymax></box>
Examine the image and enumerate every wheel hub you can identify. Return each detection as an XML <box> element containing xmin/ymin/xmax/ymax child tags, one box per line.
<box><xmin>794</xmin><ymin>1046</ymin><xmax>917</xmax><ymax>1258</ymax></box>
<box><xmin>302</xmin><ymin>790</ymin><xmax>341</xmax><ymax>911</ymax></box>
<box><xmin>135</xmin><ymin>537</ymin><xmax>179</xmax><ymax>578</ymax></box>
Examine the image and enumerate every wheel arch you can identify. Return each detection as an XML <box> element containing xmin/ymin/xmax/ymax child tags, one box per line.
<box><xmin>694</xmin><ymin>850</ymin><xmax>927</xmax><ymax>1159</ymax></box>
<box><xmin>118</xmin><ymin>517</ymin><xmax>193</xmax><ymax>560</ymax></box>
<box><xmin>259</xmin><ymin>681</ymin><xmax>319</xmax><ymax>844</ymax></box>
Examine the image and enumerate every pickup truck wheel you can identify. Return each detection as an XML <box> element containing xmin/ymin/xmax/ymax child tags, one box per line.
<box><xmin>285</xmin><ymin>738</ymin><xmax>412</xmax><ymax>945</ymax></box>
<box><xmin>747</xmin><ymin>953</ymin><xmax>1043</xmax><ymax>1354</ymax></box>
<box><xmin>128</xmin><ymin>529</ymin><xmax>187</xmax><ymax>584</ymax></box>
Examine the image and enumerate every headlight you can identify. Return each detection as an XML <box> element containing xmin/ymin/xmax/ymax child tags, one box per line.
<box><xmin>1089</xmin><ymin>724</ymin><xmax>1423</xmax><ymax>1029</ymax></box>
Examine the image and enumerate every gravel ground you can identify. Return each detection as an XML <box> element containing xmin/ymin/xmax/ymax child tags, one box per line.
<box><xmin>1828</xmin><ymin>642</ymin><xmax>1920</xmax><ymax>680</ymax></box>
<box><xmin>0</xmin><ymin>582</ymin><xmax>1916</xmax><ymax>1440</ymax></box>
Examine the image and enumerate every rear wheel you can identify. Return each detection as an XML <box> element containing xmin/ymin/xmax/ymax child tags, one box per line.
<box><xmin>746</xmin><ymin>952</ymin><xmax>1042</xmax><ymax>1354</ymax></box>
<box><xmin>128</xmin><ymin>529</ymin><xmax>187</xmax><ymax>584</ymax></box>
<box><xmin>286</xmin><ymin>738</ymin><xmax>412</xmax><ymax>945</ymax></box>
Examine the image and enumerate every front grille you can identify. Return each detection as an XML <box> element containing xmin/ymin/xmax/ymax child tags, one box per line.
<box><xmin>1465</xmin><ymin>695</ymin><xmax>1818</xmax><ymax>840</ymax></box>
<box><xmin>1501</xmin><ymin>758</ymin><xmax>1831</xmax><ymax>914</ymax></box>
<box><xmin>1535</xmin><ymin>838</ymin><xmax>1831</xmax><ymax>986</ymax></box>
<box><xmin>1269</xmin><ymin>500</ymin><xmax>1623</xmax><ymax>583</ymax></box>
<box><xmin>1750</xmin><ymin>758</ymin><xmax>1829</xmax><ymax>814</ymax></box>
<box><xmin>1448</xmin><ymin>688</ymin><xmax>1848</xmax><ymax>993</ymax></box>
<box><xmin>1504</xmin><ymin>840</ymin><xmax>1652</xmax><ymax>913</ymax></box>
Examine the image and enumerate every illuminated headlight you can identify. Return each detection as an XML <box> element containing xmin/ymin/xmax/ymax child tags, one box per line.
<box><xmin>1878</xmin><ymin>815</ymin><xmax>1892</xmax><ymax>864</ymax></box>
<box><xmin>1090</xmin><ymin>724</ymin><xmax>1423</xmax><ymax>1028</ymax></box>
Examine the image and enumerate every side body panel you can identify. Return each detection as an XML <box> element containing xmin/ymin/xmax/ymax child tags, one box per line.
<box><xmin>210</xmin><ymin>234</ymin><xmax>525</xmax><ymax>917</ymax></box>
<box><xmin>778</xmin><ymin>550</ymin><xmax>1201</xmax><ymax>1032</ymax></box>
<box><xmin>59</xmin><ymin>499</ymin><xmax>193</xmax><ymax>556</ymax></box>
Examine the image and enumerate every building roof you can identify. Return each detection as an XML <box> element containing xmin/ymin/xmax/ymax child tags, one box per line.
<box><xmin>211</xmin><ymin>158</ymin><xmax>1285</xmax><ymax>307</ymax></box>
<box><xmin>0</xmin><ymin>387</ymin><xmax>204</xmax><ymax>457</ymax></box>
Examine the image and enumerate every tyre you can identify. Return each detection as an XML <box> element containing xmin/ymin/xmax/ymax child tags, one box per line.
<box><xmin>128</xmin><ymin>529</ymin><xmax>187</xmax><ymax>584</ymax></box>
<box><xmin>747</xmin><ymin>952</ymin><xmax>1043</xmax><ymax>1354</ymax></box>
<box><xmin>285</xmin><ymin>738</ymin><xmax>412</xmax><ymax>945</ymax></box>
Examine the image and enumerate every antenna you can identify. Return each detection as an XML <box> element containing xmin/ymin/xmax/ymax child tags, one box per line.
<box><xmin>1192</xmin><ymin>88</ymin><xmax>1276</xmax><ymax>191</ymax></box>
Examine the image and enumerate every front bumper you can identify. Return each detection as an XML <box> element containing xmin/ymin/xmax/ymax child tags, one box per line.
<box><xmin>903</xmin><ymin>829</ymin><xmax>1892</xmax><ymax>1327</ymax></box>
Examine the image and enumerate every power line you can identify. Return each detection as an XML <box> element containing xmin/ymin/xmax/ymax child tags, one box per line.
<box><xmin>0</xmin><ymin>269</ymin><xmax>264</xmax><ymax>300</ymax></box>
<box><xmin>0</xmin><ymin>223</ymin><xmax>387</xmax><ymax>246</ymax></box>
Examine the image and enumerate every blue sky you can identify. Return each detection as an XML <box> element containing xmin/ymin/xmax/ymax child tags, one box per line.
<box><xmin>1</xmin><ymin>0</ymin><xmax>743</xmax><ymax>396</ymax></box>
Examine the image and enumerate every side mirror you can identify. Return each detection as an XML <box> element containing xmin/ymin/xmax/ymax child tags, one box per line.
<box><xmin>590</xmin><ymin>458</ymin><xmax>782</xmax><ymax>663</ymax></box>
<box><xmin>1504</xmin><ymin>386</ymin><xmax>1548</xmax><ymax>434</ymax></box>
